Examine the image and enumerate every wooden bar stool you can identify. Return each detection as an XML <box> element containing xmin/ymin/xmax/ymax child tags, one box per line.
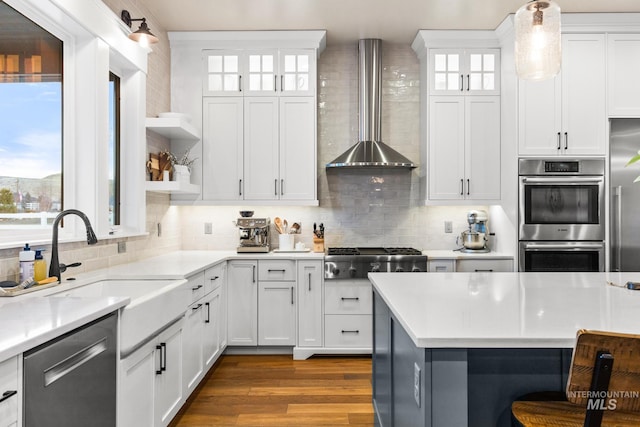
<box><xmin>512</xmin><ymin>330</ymin><xmax>640</xmax><ymax>427</ymax></box>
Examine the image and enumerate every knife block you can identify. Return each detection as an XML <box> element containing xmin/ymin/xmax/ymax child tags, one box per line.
<box><xmin>313</xmin><ymin>238</ymin><xmax>324</xmax><ymax>253</ymax></box>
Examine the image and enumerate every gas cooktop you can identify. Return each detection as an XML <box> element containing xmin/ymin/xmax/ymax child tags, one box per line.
<box><xmin>326</xmin><ymin>247</ymin><xmax>423</xmax><ymax>256</ymax></box>
<box><xmin>324</xmin><ymin>247</ymin><xmax>427</xmax><ymax>279</ymax></box>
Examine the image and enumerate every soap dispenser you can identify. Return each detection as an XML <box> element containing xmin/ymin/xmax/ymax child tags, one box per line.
<box><xmin>19</xmin><ymin>244</ymin><xmax>35</xmax><ymax>282</ymax></box>
<box><xmin>33</xmin><ymin>249</ymin><xmax>46</xmax><ymax>282</ymax></box>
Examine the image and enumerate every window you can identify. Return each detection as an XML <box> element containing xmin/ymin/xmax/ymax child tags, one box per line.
<box><xmin>0</xmin><ymin>1</ymin><xmax>63</xmax><ymax>227</ymax></box>
<box><xmin>108</xmin><ymin>72</ymin><xmax>121</xmax><ymax>226</ymax></box>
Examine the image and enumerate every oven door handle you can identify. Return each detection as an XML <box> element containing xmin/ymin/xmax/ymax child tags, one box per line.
<box><xmin>521</xmin><ymin>177</ymin><xmax>604</xmax><ymax>184</ymax></box>
<box><xmin>523</xmin><ymin>242</ymin><xmax>605</xmax><ymax>250</ymax></box>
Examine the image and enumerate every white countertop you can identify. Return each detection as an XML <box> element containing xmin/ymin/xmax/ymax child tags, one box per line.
<box><xmin>0</xmin><ymin>296</ymin><xmax>129</xmax><ymax>361</ymax></box>
<box><xmin>0</xmin><ymin>249</ymin><xmax>325</xmax><ymax>361</ymax></box>
<box><xmin>369</xmin><ymin>272</ymin><xmax>640</xmax><ymax>349</ymax></box>
<box><xmin>422</xmin><ymin>250</ymin><xmax>514</xmax><ymax>260</ymax></box>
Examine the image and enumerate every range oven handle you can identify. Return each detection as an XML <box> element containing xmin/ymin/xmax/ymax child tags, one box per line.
<box><xmin>521</xmin><ymin>177</ymin><xmax>604</xmax><ymax>184</ymax></box>
<box><xmin>522</xmin><ymin>242</ymin><xmax>605</xmax><ymax>250</ymax></box>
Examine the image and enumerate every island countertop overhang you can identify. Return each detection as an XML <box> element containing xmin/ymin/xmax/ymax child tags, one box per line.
<box><xmin>369</xmin><ymin>272</ymin><xmax>640</xmax><ymax>349</ymax></box>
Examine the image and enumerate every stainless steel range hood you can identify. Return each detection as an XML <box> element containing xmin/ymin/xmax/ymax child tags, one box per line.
<box><xmin>326</xmin><ymin>39</ymin><xmax>416</xmax><ymax>169</ymax></box>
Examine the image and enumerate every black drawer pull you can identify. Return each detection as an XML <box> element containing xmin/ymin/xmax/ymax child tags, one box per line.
<box><xmin>341</xmin><ymin>330</ymin><xmax>360</xmax><ymax>334</ymax></box>
<box><xmin>268</xmin><ymin>269</ymin><xmax>286</xmax><ymax>272</ymax></box>
<box><xmin>474</xmin><ymin>269</ymin><xmax>493</xmax><ymax>272</ymax></box>
<box><xmin>192</xmin><ymin>303</ymin><xmax>202</xmax><ymax>311</ymax></box>
<box><xmin>210</xmin><ymin>276</ymin><xmax>219</xmax><ymax>281</ymax></box>
<box><xmin>205</xmin><ymin>302</ymin><xmax>211</xmax><ymax>323</ymax></box>
<box><xmin>155</xmin><ymin>345</ymin><xmax>163</xmax><ymax>375</ymax></box>
<box><xmin>0</xmin><ymin>390</ymin><xmax>17</xmax><ymax>403</ymax></box>
<box><xmin>341</xmin><ymin>297</ymin><xmax>360</xmax><ymax>301</ymax></box>
<box><xmin>192</xmin><ymin>284</ymin><xmax>203</xmax><ymax>291</ymax></box>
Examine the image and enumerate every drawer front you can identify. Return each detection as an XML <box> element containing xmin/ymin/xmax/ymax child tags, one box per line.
<box><xmin>0</xmin><ymin>356</ymin><xmax>18</xmax><ymax>425</ymax></box>
<box><xmin>456</xmin><ymin>259</ymin><xmax>513</xmax><ymax>272</ymax></box>
<box><xmin>427</xmin><ymin>260</ymin><xmax>455</xmax><ymax>272</ymax></box>
<box><xmin>258</xmin><ymin>260</ymin><xmax>296</xmax><ymax>281</ymax></box>
<box><xmin>325</xmin><ymin>315</ymin><xmax>372</xmax><ymax>348</ymax></box>
<box><xmin>188</xmin><ymin>272</ymin><xmax>206</xmax><ymax>303</ymax></box>
<box><xmin>205</xmin><ymin>262</ymin><xmax>224</xmax><ymax>294</ymax></box>
<box><xmin>324</xmin><ymin>281</ymin><xmax>372</xmax><ymax>315</ymax></box>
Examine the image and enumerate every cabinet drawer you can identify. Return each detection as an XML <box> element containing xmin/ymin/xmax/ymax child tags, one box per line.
<box><xmin>0</xmin><ymin>356</ymin><xmax>18</xmax><ymax>425</ymax></box>
<box><xmin>325</xmin><ymin>315</ymin><xmax>372</xmax><ymax>348</ymax></box>
<box><xmin>456</xmin><ymin>259</ymin><xmax>513</xmax><ymax>272</ymax></box>
<box><xmin>324</xmin><ymin>281</ymin><xmax>372</xmax><ymax>315</ymax></box>
<box><xmin>427</xmin><ymin>260</ymin><xmax>455</xmax><ymax>272</ymax></box>
<box><xmin>188</xmin><ymin>272</ymin><xmax>206</xmax><ymax>303</ymax></box>
<box><xmin>205</xmin><ymin>262</ymin><xmax>224</xmax><ymax>294</ymax></box>
<box><xmin>258</xmin><ymin>260</ymin><xmax>296</xmax><ymax>281</ymax></box>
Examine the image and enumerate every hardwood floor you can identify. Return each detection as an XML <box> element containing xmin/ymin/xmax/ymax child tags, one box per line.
<box><xmin>170</xmin><ymin>354</ymin><xmax>375</xmax><ymax>426</ymax></box>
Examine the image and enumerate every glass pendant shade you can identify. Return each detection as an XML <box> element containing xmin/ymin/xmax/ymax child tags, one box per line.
<box><xmin>515</xmin><ymin>0</ymin><xmax>561</xmax><ymax>81</ymax></box>
<box><xmin>128</xmin><ymin>21</ymin><xmax>159</xmax><ymax>47</ymax></box>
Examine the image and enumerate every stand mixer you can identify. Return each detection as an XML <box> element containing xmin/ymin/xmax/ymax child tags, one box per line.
<box><xmin>457</xmin><ymin>210</ymin><xmax>490</xmax><ymax>253</ymax></box>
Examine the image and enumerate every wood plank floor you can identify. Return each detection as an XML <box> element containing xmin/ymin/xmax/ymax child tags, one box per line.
<box><xmin>169</xmin><ymin>354</ymin><xmax>375</xmax><ymax>427</ymax></box>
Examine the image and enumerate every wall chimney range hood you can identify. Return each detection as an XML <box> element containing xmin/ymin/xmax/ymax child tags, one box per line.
<box><xmin>326</xmin><ymin>39</ymin><xmax>416</xmax><ymax>169</ymax></box>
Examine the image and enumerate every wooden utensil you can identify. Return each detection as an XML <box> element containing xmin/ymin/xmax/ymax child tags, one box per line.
<box><xmin>274</xmin><ymin>217</ymin><xmax>284</xmax><ymax>234</ymax></box>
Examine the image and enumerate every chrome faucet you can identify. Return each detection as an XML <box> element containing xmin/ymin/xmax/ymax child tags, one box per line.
<box><xmin>49</xmin><ymin>209</ymin><xmax>98</xmax><ymax>282</ymax></box>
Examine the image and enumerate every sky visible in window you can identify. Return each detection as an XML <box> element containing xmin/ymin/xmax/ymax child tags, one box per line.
<box><xmin>0</xmin><ymin>81</ymin><xmax>62</xmax><ymax>179</ymax></box>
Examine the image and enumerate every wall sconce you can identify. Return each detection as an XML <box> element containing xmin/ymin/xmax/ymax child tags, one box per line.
<box><xmin>121</xmin><ymin>10</ymin><xmax>159</xmax><ymax>47</ymax></box>
<box><xmin>514</xmin><ymin>0</ymin><xmax>561</xmax><ymax>81</ymax></box>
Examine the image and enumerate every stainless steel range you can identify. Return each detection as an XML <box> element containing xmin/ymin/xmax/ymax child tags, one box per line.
<box><xmin>324</xmin><ymin>247</ymin><xmax>427</xmax><ymax>279</ymax></box>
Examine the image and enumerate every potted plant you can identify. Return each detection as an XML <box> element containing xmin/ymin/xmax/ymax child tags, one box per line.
<box><xmin>160</xmin><ymin>149</ymin><xmax>197</xmax><ymax>184</ymax></box>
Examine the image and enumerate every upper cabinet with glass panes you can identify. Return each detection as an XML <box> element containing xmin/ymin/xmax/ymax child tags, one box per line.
<box><xmin>429</xmin><ymin>49</ymin><xmax>500</xmax><ymax>95</ymax></box>
<box><xmin>203</xmin><ymin>49</ymin><xmax>316</xmax><ymax>97</ymax></box>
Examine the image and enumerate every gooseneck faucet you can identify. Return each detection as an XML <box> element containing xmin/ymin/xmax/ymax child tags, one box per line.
<box><xmin>49</xmin><ymin>209</ymin><xmax>98</xmax><ymax>282</ymax></box>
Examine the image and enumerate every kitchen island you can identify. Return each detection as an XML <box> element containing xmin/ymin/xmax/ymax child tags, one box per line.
<box><xmin>369</xmin><ymin>271</ymin><xmax>640</xmax><ymax>427</ymax></box>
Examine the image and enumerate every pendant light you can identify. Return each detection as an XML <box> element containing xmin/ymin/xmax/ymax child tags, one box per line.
<box><xmin>514</xmin><ymin>0</ymin><xmax>561</xmax><ymax>81</ymax></box>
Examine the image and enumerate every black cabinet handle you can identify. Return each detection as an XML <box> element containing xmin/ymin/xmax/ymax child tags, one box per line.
<box><xmin>0</xmin><ymin>390</ymin><xmax>17</xmax><ymax>403</ymax></box>
<box><xmin>275</xmin><ymin>179</ymin><xmax>278</xmax><ymax>196</ymax></box>
<box><xmin>564</xmin><ymin>132</ymin><xmax>568</xmax><ymax>150</ymax></box>
<box><xmin>474</xmin><ymin>269</ymin><xmax>494</xmax><ymax>272</ymax></box>
<box><xmin>281</xmin><ymin>179</ymin><xmax>284</xmax><ymax>196</ymax></box>
<box><xmin>252</xmin><ymin>265</ymin><xmax>256</xmax><ymax>283</ymax></box>
<box><xmin>460</xmin><ymin>179</ymin><xmax>464</xmax><ymax>196</ymax></box>
<box><xmin>460</xmin><ymin>74</ymin><xmax>463</xmax><ymax>91</ymax></box>
<box><xmin>341</xmin><ymin>330</ymin><xmax>360</xmax><ymax>334</ymax></box>
<box><xmin>291</xmin><ymin>287</ymin><xmax>294</xmax><ymax>305</ymax></box>
<box><xmin>192</xmin><ymin>303</ymin><xmax>202</xmax><ymax>312</ymax></box>
<box><xmin>155</xmin><ymin>345</ymin><xmax>163</xmax><ymax>375</ymax></box>
<box><xmin>239</xmin><ymin>75</ymin><xmax>242</xmax><ymax>92</ymax></box>
<box><xmin>239</xmin><ymin>179</ymin><xmax>242</xmax><ymax>196</ymax></box>
<box><xmin>308</xmin><ymin>272</ymin><xmax>312</xmax><ymax>291</ymax></box>
<box><xmin>160</xmin><ymin>343</ymin><xmax>167</xmax><ymax>372</ymax></box>
<box><xmin>466</xmin><ymin>74</ymin><xmax>470</xmax><ymax>91</ymax></box>
<box><xmin>341</xmin><ymin>297</ymin><xmax>360</xmax><ymax>301</ymax></box>
<box><xmin>557</xmin><ymin>132</ymin><xmax>561</xmax><ymax>150</ymax></box>
<box><xmin>192</xmin><ymin>284</ymin><xmax>203</xmax><ymax>291</ymax></box>
<box><xmin>205</xmin><ymin>302</ymin><xmax>211</xmax><ymax>323</ymax></box>
<box><xmin>268</xmin><ymin>269</ymin><xmax>286</xmax><ymax>273</ymax></box>
<box><xmin>210</xmin><ymin>276</ymin><xmax>219</xmax><ymax>281</ymax></box>
<box><xmin>466</xmin><ymin>179</ymin><xmax>470</xmax><ymax>195</ymax></box>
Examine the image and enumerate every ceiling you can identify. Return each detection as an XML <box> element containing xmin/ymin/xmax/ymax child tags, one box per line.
<box><xmin>138</xmin><ymin>0</ymin><xmax>640</xmax><ymax>44</ymax></box>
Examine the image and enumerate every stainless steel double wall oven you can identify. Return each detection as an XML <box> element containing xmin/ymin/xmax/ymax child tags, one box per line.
<box><xmin>518</xmin><ymin>159</ymin><xmax>605</xmax><ymax>272</ymax></box>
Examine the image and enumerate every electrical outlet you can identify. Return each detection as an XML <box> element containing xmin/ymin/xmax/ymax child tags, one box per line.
<box><xmin>444</xmin><ymin>221</ymin><xmax>453</xmax><ymax>233</ymax></box>
<box><xmin>117</xmin><ymin>241</ymin><xmax>126</xmax><ymax>254</ymax></box>
<box><xmin>204</xmin><ymin>222</ymin><xmax>213</xmax><ymax>235</ymax></box>
<box><xmin>414</xmin><ymin>362</ymin><xmax>421</xmax><ymax>407</ymax></box>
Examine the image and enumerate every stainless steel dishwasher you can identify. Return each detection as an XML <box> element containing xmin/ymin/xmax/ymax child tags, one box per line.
<box><xmin>23</xmin><ymin>312</ymin><xmax>117</xmax><ymax>426</ymax></box>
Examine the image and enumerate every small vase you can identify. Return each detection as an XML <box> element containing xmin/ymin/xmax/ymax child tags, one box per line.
<box><xmin>172</xmin><ymin>164</ymin><xmax>190</xmax><ymax>184</ymax></box>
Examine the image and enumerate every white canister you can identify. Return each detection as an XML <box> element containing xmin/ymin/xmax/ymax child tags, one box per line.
<box><xmin>278</xmin><ymin>234</ymin><xmax>294</xmax><ymax>251</ymax></box>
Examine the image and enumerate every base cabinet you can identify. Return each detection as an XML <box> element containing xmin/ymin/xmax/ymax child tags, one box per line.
<box><xmin>297</xmin><ymin>260</ymin><xmax>323</xmax><ymax>347</ymax></box>
<box><xmin>227</xmin><ymin>261</ymin><xmax>258</xmax><ymax>346</ymax></box>
<box><xmin>119</xmin><ymin>319</ymin><xmax>184</xmax><ymax>427</ymax></box>
<box><xmin>324</xmin><ymin>280</ymin><xmax>372</xmax><ymax>349</ymax></box>
<box><xmin>0</xmin><ymin>356</ymin><xmax>18</xmax><ymax>427</ymax></box>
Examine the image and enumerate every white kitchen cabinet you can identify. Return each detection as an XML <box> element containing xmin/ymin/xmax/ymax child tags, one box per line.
<box><xmin>202</xmin><ymin>95</ymin><xmax>316</xmax><ymax>202</ymax></box>
<box><xmin>427</xmin><ymin>259</ymin><xmax>455</xmax><ymax>272</ymax></box>
<box><xmin>0</xmin><ymin>356</ymin><xmax>18</xmax><ymax>427</ymax></box>
<box><xmin>455</xmin><ymin>258</ymin><xmax>513</xmax><ymax>272</ymax></box>
<box><xmin>258</xmin><ymin>281</ymin><xmax>296</xmax><ymax>345</ymax></box>
<box><xmin>183</xmin><ymin>298</ymin><xmax>205</xmax><ymax>396</ymax></box>
<box><xmin>607</xmin><ymin>34</ymin><xmax>640</xmax><ymax>117</ymax></box>
<box><xmin>297</xmin><ymin>260</ymin><xmax>323</xmax><ymax>348</ymax></box>
<box><xmin>324</xmin><ymin>280</ymin><xmax>372</xmax><ymax>349</ymax></box>
<box><xmin>193</xmin><ymin>37</ymin><xmax>323</xmax><ymax>205</ymax></box>
<box><xmin>518</xmin><ymin>34</ymin><xmax>606</xmax><ymax>156</ymax></box>
<box><xmin>429</xmin><ymin>49</ymin><xmax>500</xmax><ymax>96</ymax></box>
<box><xmin>428</xmin><ymin>95</ymin><xmax>500</xmax><ymax>201</ymax></box>
<box><xmin>203</xmin><ymin>48</ymin><xmax>316</xmax><ymax>97</ymax></box>
<box><xmin>258</xmin><ymin>260</ymin><xmax>296</xmax><ymax>345</ymax></box>
<box><xmin>119</xmin><ymin>319</ymin><xmax>184</xmax><ymax>427</ymax></box>
<box><xmin>227</xmin><ymin>260</ymin><xmax>258</xmax><ymax>346</ymax></box>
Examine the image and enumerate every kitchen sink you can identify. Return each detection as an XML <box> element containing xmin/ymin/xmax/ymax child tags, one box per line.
<box><xmin>52</xmin><ymin>279</ymin><xmax>189</xmax><ymax>356</ymax></box>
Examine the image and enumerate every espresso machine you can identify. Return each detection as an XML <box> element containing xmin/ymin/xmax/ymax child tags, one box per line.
<box><xmin>457</xmin><ymin>210</ymin><xmax>490</xmax><ymax>253</ymax></box>
<box><xmin>236</xmin><ymin>217</ymin><xmax>271</xmax><ymax>253</ymax></box>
